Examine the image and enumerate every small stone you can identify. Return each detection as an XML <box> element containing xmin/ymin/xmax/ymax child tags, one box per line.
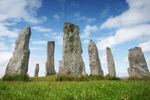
<box><xmin>45</xmin><ymin>41</ymin><xmax>56</xmax><ymax>76</ymax></box>
<box><xmin>5</xmin><ymin>27</ymin><xmax>31</xmax><ymax>76</ymax></box>
<box><xmin>34</xmin><ymin>63</ymin><xmax>39</xmax><ymax>77</ymax></box>
<box><xmin>128</xmin><ymin>47</ymin><xmax>150</xmax><ymax>78</ymax></box>
<box><xmin>106</xmin><ymin>47</ymin><xmax>116</xmax><ymax>77</ymax></box>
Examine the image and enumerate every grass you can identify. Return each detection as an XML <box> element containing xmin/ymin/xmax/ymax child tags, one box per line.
<box><xmin>0</xmin><ymin>75</ymin><xmax>150</xmax><ymax>100</ymax></box>
<box><xmin>2</xmin><ymin>74</ymin><xmax>30</xmax><ymax>82</ymax></box>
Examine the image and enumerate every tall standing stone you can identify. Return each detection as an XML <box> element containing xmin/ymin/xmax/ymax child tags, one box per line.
<box><xmin>128</xmin><ymin>47</ymin><xmax>150</xmax><ymax>78</ymax></box>
<box><xmin>5</xmin><ymin>27</ymin><xmax>31</xmax><ymax>75</ymax></box>
<box><xmin>45</xmin><ymin>41</ymin><xmax>56</xmax><ymax>76</ymax></box>
<box><xmin>88</xmin><ymin>40</ymin><xmax>103</xmax><ymax>76</ymax></box>
<box><xmin>57</xmin><ymin>22</ymin><xmax>86</xmax><ymax>77</ymax></box>
<box><xmin>106</xmin><ymin>47</ymin><xmax>116</xmax><ymax>77</ymax></box>
<box><xmin>34</xmin><ymin>63</ymin><xmax>39</xmax><ymax>77</ymax></box>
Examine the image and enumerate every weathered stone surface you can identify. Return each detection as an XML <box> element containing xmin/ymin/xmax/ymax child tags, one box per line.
<box><xmin>58</xmin><ymin>60</ymin><xmax>63</xmax><ymax>72</ymax></box>
<box><xmin>45</xmin><ymin>41</ymin><xmax>56</xmax><ymax>76</ymax></box>
<box><xmin>5</xmin><ymin>27</ymin><xmax>31</xmax><ymax>75</ymax></box>
<box><xmin>34</xmin><ymin>63</ymin><xmax>39</xmax><ymax>77</ymax></box>
<box><xmin>128</xmin><ymin>47</ymin><xmax>150</xmax><ymax>78</ymax></box>
<box><xmin>106</xmin><ymin>47</ymin><xmax>116</xmax><ymax>77</ymax></box>
<box><xmin>57</xmin><ymin>22</ymin><xmax>86</xmax><ymax>77</ymax></box>
<box><xmin>88</xmin><ymin>40</ymin><xmax>103</xmax><ymax>76</ymax></box>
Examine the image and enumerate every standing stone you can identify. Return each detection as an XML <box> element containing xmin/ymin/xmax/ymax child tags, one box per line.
<box><xmin>45</xmin><ymin>41</ymin><xmax>56</xmax><ymax>76</ymax></box>
<box><xmin>57</xmin><ymin>22</ymin><xmax>86</xmax><ymax>77</ymax></box>
<box><xmin>106</xmin><ymin>47</ymin><xmax>116</xmax><ymax>77</ymax></box>
<box><xmin>58</xmin><ymin>60</ymin><xmax>63</xmax><ymax>72</ymax></box>
<box><xmin>128</xmin><ymin>47</ymin><xmax>150</xmax><ymax>78</ymax></box>
<box><xmin>34</xmin><ymin>63</ymin><xmax>39</xmax><ymax>77</ymax></box>
<box><xmin>5</xmin><ymin>27</ymin><xmax>31</xmax><ymax>75</ymax></box>
<box><xmin>88</xmin><ymin>40</ymin><xmax>103</xmax><ymax>76</ymax></box>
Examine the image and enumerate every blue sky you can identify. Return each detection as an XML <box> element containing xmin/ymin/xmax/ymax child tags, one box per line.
<box><xmin>0</xmin><ymin>0</ymin><xmax>150</xmax><ymax>78</ymax></box>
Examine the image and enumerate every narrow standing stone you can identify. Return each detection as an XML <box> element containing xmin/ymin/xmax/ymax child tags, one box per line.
<box><xmin>34</xmin><ymin>63</ymin><xmax>39</xmax><ymax>77</ymax></box>
<box><xmin>45</xmin><ymin>41</ymin><xmax>56</xmax><ymax>76</ymax></box>
<box><xmin>106</xmin><ymin>47</ymin><xmax>116</xmax><ymax>77</ymax></box>
<box><xmin>128</xmin><ymin>47</ymin><xmax>150</xmax><ymax>78</ymax></box>
<box><xmin>88</xmin><ymin>40</ymin><xmax>103</xmax><ymax>76</ymax></box>
<box><xmin>57</xmin><ymin>22</ymin><xmax>86</xmax><ymax>77</ymax></box>
<box><xmin>5</xmin><ymin>27</ymin><xmax>31</xmax><ymax>76</ymax></box>
<box><xmin>58</xmin><ymin>60</ymin><xmax>63</xmax><ymax>73</ymax></box>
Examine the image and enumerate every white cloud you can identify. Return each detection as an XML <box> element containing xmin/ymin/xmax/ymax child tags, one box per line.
<box><xmin>146</xmin><ymin>58</ymin><xmax>150</xmax><ymax>63</ymax></box>
<box><xmin>0</xmin><ymin>52</ymin><xmax>13</xmax><ymax>77</ymax></box>
<box><xmin>97</xmin><ymin>24</ymin><xmax>150</xmax><ymax>50</ymax></box>
<box><xmin>83</xmin><ymin>40</ymin><xmax>89</xmax><ymax>44</ymax></box>
<box><xmin>53</xmin><ymin>14</ymin><xmax>60</xmax><ymax>21</ymax></box>
<box><xmin>0</xmin><ymin>24</ymin><xmax>19</xmax><ymax>38</ymax></box>
<box><xmin>81</xmin><ymin>25</ymin><xmax>98</xmax><ymax>38</ymax></box>
<box><xmin>74</xmin><ymin>12</ymin><xmax>96</xmax><ymax>23</ymax></box>
<box><xmin>100</xmin><ymin>0</ymin><xmax>150</xmax><ymax>29</ymax></box>
<box><xmin>0</xmin><ymin>42</ymin><xmax>8</xmax><ymax>50</ymax></box>
<box><xmin>32</xmin><ymin>26</ymin><xmax>51</xmax><ymax>33</ymax></box>
<box><xmin>32</xmin><ymin>41</ymin><xmax>47</xmax><ymax>44</ymax></box>
<box><xmin>54</xmin><ymin>36</ymin><xmax>63</xmax><ymax>44</ymax></box>
<box><xmin>0</xmin><ymin>0</ymin><xmax>47</xmax><ymax>24</ymax></box>
<box><xmin>123</xmin><ymin>57</ymin><xmax>128</xmax><ymax>63</ymax></box>
<box><xmin>11</xmin><ymin>43</ymin><xmax>15</xmax><ymax>50</ymax></box>
<box><xmin>100</xmin><ymin>53</ymin><xmax>107</xmax><ymax>66</ymax></box>
<box><xmin>138</xmin><ymin>40</ymin><xmax>150</xmax><ymax>53</ymax></box>
<box><xmin>30</xmin><ymin>47</ymin><xmax>45</xmax><ymax>51</ymax></box>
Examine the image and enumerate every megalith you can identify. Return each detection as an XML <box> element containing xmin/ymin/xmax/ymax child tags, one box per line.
<box><xmin>106</xmin><ymin>47</ymin><xmax>116</xmax><ymax>77</ymax></box>
<box><xmin>128</xmin><ymin>47</ymin><xmax>150</xmax><ymax>78</ymax></box>
<box><xmin>57</xmin><ymin>22</ymin><xmax>86</xmax><ymax>77</ymax></box>
<box><xmin>88</xmin><ymin>40</ymin><xmax>103</xmax><ymax>76</ymax></box>
<box><xmin>58</xmin><ymin>60</ymin><xmax>63</xmax><ymax>73</ymax></box>
<box><xmin>5</xmin><ymin>27</ymin><xmax>31</xmax><ymax>75</ymax></box>
<box><xmin>34</xmin><ymin>63</ymin><xmax>39</xmax><ymax>77</ymax></box>
<box><xmin>45</xmin><ymin>41</ymin><xmax>56</xmax><ymax>76</ymax></box>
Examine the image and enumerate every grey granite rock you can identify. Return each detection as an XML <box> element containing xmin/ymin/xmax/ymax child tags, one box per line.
<box><xmin>128</xmin><ymin>47</ymin><xmax>150</xmax><ymax>78</ymax></box>
<box><xmin>88</xmin><ymin>40</ymin><xmax>103</xmax><ymax>76</ymax></box>
<box><xmin>106</xmin><ymin>47</ymin><xmax>116</xmax><ymax>77</ymax></box>
<box><xmin>45</xmin><ymin>41</ymin><xmax>56</xmax><ymax>76</ymax></box>
<box><xmin>57</xmin><ymin>22</ymin><xmax>86</xmax><ymax>77</ymax></box>
<box><xmin>34</xmin><ymin>63</ymin><xmax>39</xmax><ymax>77</ymax></box>
<box><xmin>5</xmin><ymin>27</ymin><xmax>31</xmax><ymax>75</ymax></box>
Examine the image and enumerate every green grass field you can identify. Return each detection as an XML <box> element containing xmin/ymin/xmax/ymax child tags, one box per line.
<box><xmin>0</xmin><ymin>76</ymin><xmax>150</xmax><ymax>100</ymax></box>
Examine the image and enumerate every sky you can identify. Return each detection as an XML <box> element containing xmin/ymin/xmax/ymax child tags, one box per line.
<box><xmin>0</xmin><ymin>0</ymin><xmax>150</xmax><ymax>78</ymax></box>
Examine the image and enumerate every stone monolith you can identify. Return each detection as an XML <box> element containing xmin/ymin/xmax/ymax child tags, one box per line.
<box><xmin>5</xmin><ymin>27</ymin><xmax>31</xmax><ymax>75</ymax></box>
<box><xmin>34</xmin><ymin>63</ymin><xmax>39</xmax><ymax>77</ymax></box>
<box><xmin>88</xmin><ymin>40</ymin><xmax>103</xmax><ymax>76</ymax></box>
<box><xmin>58</xmin><ymin>60</ymin><xmax>63</xmax><ymax>72</ymax></box>
<box><xmin>128</xmin><ymin>47</ymin><xmax>150</xmax><ymax>78</ymax></box>
<box><xmin>57</xmin><ymin>22</ymin><xmax>86</xmax><ymax>77</ymax></box>
<box><xmin>106</xmin><ymin>47</ymin><xmax>116</xmax><ymax>77</ymax></box>
<box><xmin>45</xmin><ymin>41</ymin><xmax>56</xmax><ymax>76</ymax></box>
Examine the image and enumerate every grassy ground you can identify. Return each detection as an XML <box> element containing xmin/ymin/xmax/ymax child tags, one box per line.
<box><xmin>0</xmin><ymin>76</ymin><xmax>150</xmax><ymax>100</ymax></box>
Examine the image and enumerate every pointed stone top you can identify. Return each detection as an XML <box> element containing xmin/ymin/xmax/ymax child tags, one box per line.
<box><xmin>21</xmin><ymin>27</ymin><xmax>31</xmax><ymax>35</ymax></box>
<box><xmin>106</xmin><ymin>47</ymin><xmax>110</xmax><ymax>50</ymax></box>
<box><xmin>89</xmin><ymin>39</ymin><xmax>94</xmax><ymax>43</ymax></box>
<box><xmin>88</xmin><ymin>39</ymin><xmax>96</xmax><ymax>49</ymax></box>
